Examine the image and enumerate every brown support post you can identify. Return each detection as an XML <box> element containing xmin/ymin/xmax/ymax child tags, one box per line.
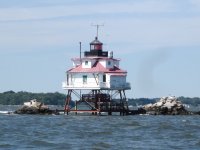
<box><xmin>98</xmin><ymin>97</ymin><xmax>101</xmax><ymax>115</ymax></box>
<box><xmin>64</xmin><ymin>90</ymin><xmax>72</xmax><ymax>115</ymax></box>
<box><xmin>119</xmin><ymin>90</ymin><xmax>122</xmax><ymax>116</ymax></box>
<box><xmin>123</xmin><ymin>90</ymin><xmax>128</xmax><ymax>115</ymax></box>
<box><xmin>66</xmin><ymin>95</ymin><xmax>70</xmax><ymax>115</ymax></box>
<box><xmin>75</xmin><ymin>100</ymin><xmax>77</xmax><ymax>115</ymax></box>
<box><xmin>64</xmin><ymin>97</ymin><xmax>68</xmax><ymax>115</ymax></box>
<box><xmin>94</xmin><ymin>90</ymin><xmax>98</xmax><ymax>115</ymax></box>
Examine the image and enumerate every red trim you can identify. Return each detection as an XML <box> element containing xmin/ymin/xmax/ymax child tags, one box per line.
<box><xmin>67</xmin><ymin>61</ymin><xmax>127</xmax><ymax>73</ymax></box>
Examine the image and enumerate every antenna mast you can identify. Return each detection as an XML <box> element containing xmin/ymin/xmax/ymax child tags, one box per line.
<box><xmin>92</xmin><ymin>24</ymin><xmax>104</xmax><ymax>38</ymax></box>
<box><xmin>79</xmin><ymin>42</ymin><xmax>82</xmax><ymax>64</ymax></box>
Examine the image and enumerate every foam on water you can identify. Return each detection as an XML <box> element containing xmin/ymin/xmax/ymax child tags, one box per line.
<box><xmin>0</xmin><ymin>111</ymin><xmax>12</xmax><ymax>114</ymax></box>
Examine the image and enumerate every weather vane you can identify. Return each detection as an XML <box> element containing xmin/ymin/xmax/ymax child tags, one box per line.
<box><xmin>91</xmin><ymin>24</ymin><xmax>104</xmax><ymax>38</ymax></box>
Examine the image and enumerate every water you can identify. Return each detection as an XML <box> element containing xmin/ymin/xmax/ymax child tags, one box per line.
<box><xmin>1</xmin><ymin>106</ymin><xmax>200</xmax><ymax>150</ymax></box>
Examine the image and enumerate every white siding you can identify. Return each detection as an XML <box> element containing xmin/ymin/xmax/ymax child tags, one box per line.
<box><xmin>63</xmin><ymin>73</ymin><xmax>130</xmax><ymax>90</ymax></box>
<box><xmin>82</xmin><ymin>60</ymin><xmax>91</xmax><ymax>68</ymax></box>
<box><xmin>106</xmin><ymin>60</ymin><xmax>113</xmax><ymax>69</ymax></box>
<box><xmin>99</xmin><ymin>60</ymin><xmax>106</xmax><ymax>68</ymax></box>
<box><xmin>66</xmin><ymin>73</ymin><xmax>103</xmax><ymax>88</ymax></box>
<box><xmin>99</xmin><ymin>59</ymin><xmax>114</xmax><ymax>69</ymax></box>
<box><xmin>82</xmin><ymin>59</ymin><xmax>96</xmax><ymax>68</ymax></box>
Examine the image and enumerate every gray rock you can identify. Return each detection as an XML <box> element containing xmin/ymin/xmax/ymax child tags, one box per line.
<box><xmin>14</xmin><ymin>99</ymin><xmax>60</xmax><ymax>115</ymax></box>
<box><xmin>14</xmin><ymin>105</ymin><xmax>55</xmax><ymax>114</ymax></box>
<box><xmin>143</xmin><ymin>96</ymin><xmax>189</xmax><ymax>115</ymax></box>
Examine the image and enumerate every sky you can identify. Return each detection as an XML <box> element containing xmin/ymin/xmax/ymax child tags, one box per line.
<box><xmin>0</xmin><ymin>0</ymin><xmax>200</xmax><ymax>98</ymax></box>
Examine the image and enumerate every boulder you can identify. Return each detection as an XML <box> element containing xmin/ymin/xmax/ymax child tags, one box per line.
<box><xmin>14</xmin><ymin>105</ymin><xmax>55</xmax><ymax>114</ymax></box>
<box><xmin>143</xmin><ymin>96</ymin><xmax>189</xmax><ymax>115</ymax></box>
<box><xmin>14</xmin><ymin>99</ymin><xmax>59</xmax><ymax>115</ymax></box>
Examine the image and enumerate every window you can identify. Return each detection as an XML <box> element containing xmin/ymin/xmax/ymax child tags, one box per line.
<box><xmin>85</xmin><ymin>61</ymin><xmax>88</xmax><ymax>65</ymax></box>
<box><xmin>90</xmin><ymin>45</ymin><xmax>95</xmax><ymax>50</ymax></box>
<box><xmin>103</xmin><ymin>74</ymin><xmax>106</xmax><ymax>82</ymax></box>
<box><xmin>83</xmin><ymin>75</ymin><xmax>87</xmax><ymax>84</ymax></box>
<box><xmin>108</xmin><ymin>61</ymin><xmax>111</xmax><ymax>65</ymax></box>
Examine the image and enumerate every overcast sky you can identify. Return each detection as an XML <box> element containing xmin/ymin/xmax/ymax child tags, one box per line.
<box><xmin>0</xmin><ymin>0</ymin><xmax>200</xmax><ymax>98</ymax></box>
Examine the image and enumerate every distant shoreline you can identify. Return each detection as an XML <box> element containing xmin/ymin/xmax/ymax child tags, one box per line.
<box><xmin>1</xmin><ymin>91</ymin><xmax>200</xmax><ymax>107</ymax></box>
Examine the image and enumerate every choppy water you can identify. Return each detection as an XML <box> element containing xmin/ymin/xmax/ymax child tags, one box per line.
<box><xmin>1</xmin><ymin>106</ymin><xmax>200</xmax><ymax>150</ymax></box>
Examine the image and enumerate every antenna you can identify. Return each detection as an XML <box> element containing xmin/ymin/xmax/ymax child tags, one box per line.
<box><xmin>79</xmin><ymin>42</ymin><xmax>82</xmax><ymax>64</ymax></box>
<box><xmin>91</xmin><ymin>24</ymin><xmax>104</xmax><ymax>39</ymax></box>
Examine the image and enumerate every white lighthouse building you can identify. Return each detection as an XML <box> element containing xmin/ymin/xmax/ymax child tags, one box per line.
<box><xmin>62</xmin><ymin>34</ymin><xmax>131</xmax><ymax>115</ymax></box>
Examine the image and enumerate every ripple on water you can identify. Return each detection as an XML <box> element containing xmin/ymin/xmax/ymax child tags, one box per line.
<box><xmin>92</xmin><ymin>142</ymin><xmax>112</xmax><ymax>149</ymax></box>
<box><xmin>1</xmin><ymin>112</ymin><xmax>200</xmax><ymax>149</ymax></box>
<box><xmin>0</xmin><ymin>143</ymin><xmax>13</xmax><ymax>149</ymax></box>
<box><xmin>29</xmin><ymin>140</ymin><xmax>57</xmax><ymax>147</ymax></box>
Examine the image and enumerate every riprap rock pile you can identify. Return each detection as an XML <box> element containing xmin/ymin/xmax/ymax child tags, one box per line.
<box><xmin>143</xmin><ymin>96</ymin><xmax>189</xmax><ymax>115</ymax></box>
<box><xmin>14</xmin><ymin>99</ymin><xmax>58</xmax><ymax>115</ymax></box>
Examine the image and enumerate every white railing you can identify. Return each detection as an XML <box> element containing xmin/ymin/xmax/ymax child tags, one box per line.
<box><xmin>62</xmin><ymin>81</ymin><xmax>131</xmax><ymax>90</ymax></box>
<box><xmin>62</xmin><ymin>81</ymin><xmax>110</xmax><ymax>89</ymax></box>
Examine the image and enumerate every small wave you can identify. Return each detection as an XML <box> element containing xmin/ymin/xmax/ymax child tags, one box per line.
<box><xmin>0</xmin><ymin>143</ymin><xmax>12</xmax><ymax>148</ymax></box>
<box><xmin>29</xmin><ymin>140</ymin><xmax>57</xmax><ymax>147</ymax></box>
<box><xmin>92</xmin><ymin>142</ymin><xmax>112</xmax><ymax>149</ymax></box>
<box><xmin>139</xmin><ymin>113</ymin><xmax>149</xmax><ymax>116</ymax></box>
<box><xmin>182</xmin><ymin>119</ymin><xmax>187</xmax><ymax>122</ymax></box>
<box><xmin>0</xmin><ymin>111</ymin><xmax>13</xmax><ymax>114</ymax></box>
<box><xmin>0</xmin><ymin>111</ymin><xmax>9</xmax><ymax>114</ymax></box>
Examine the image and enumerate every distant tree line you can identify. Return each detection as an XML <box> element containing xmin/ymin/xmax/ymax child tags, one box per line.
<box><xmin>1</xmin><ymin>91</ymin><xmax>200</xmax><ymax>106</ymax></box>
<box><xmin>128</xmin><ymin>98</ymin><xmax>158</xmax><ymax>106</ymax></box>
<box><xmin>0</xmin><ymin>91</ymin><xmax>74</xmax><ymax>105</ymax></box>
<box><xmin>178</xmin><ymin>96</ymin><xmax>200</xmax><ymax>106</ymax></box>
<box><xmin>128</xmin><ymin>97</ymin><xmax>200</xmax><ymax>106</ymax></box>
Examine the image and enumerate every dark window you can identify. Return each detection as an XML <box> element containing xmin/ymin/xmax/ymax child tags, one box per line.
<box><xmin>85</xmin><ymin>61</ymin><xmax>88</xmax><ymax>65</ymax></box>
<box><xmin>83</xmin><ymin>75</ymin><xmax>87</xmax><ymax>84</ymax></box>
<box><xmin>108</xmin><ymin>61</ymin><xmax>111</xmax><ymax>65</ymax></box>
<box><xmin>103</xmin><ymin>74</ymin><xmax>106</xmax><ymax>82</ymax></box>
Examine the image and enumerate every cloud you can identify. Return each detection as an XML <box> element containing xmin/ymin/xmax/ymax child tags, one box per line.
<box><xmin>0</xmin><ymin>0</ymin><xmax>200</xmax><ymax>54</ymax></box>
<box><xmin>0</xmin><ymin>1</ymin><xmax>185</xmax><ymax>22</ymax></box>
<box><xmin>1</xmin><ymin>0</ymin><xmax>200</xmax><ymax>97</ymax></box>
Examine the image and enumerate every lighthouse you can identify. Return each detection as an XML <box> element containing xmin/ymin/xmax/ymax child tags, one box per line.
<box><xmin>62</xmin><ymin>30</ymin><xmax>131</xmax><ymax>115</ymax></box>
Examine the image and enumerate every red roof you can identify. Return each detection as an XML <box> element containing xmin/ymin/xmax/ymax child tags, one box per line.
<box><xmin>67</xmin><ymin>61</ymin><xmax>127</xmax><ymax>74</ymax></box>
<box><xmin>72</xmin><ymin>57</ymin><xmax>120</xmax><ymax>61</ymax></box>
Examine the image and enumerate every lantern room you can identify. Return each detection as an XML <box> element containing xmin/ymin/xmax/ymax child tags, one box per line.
<box><xmin>90</xmin><ymin>37</ymin><xmax>103</xmax><ymax>51</ymax></box>
<box><xmin>85</xmin><ymin>36</ymin><xmax>108</xmax><ymax>57</ymax></box>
